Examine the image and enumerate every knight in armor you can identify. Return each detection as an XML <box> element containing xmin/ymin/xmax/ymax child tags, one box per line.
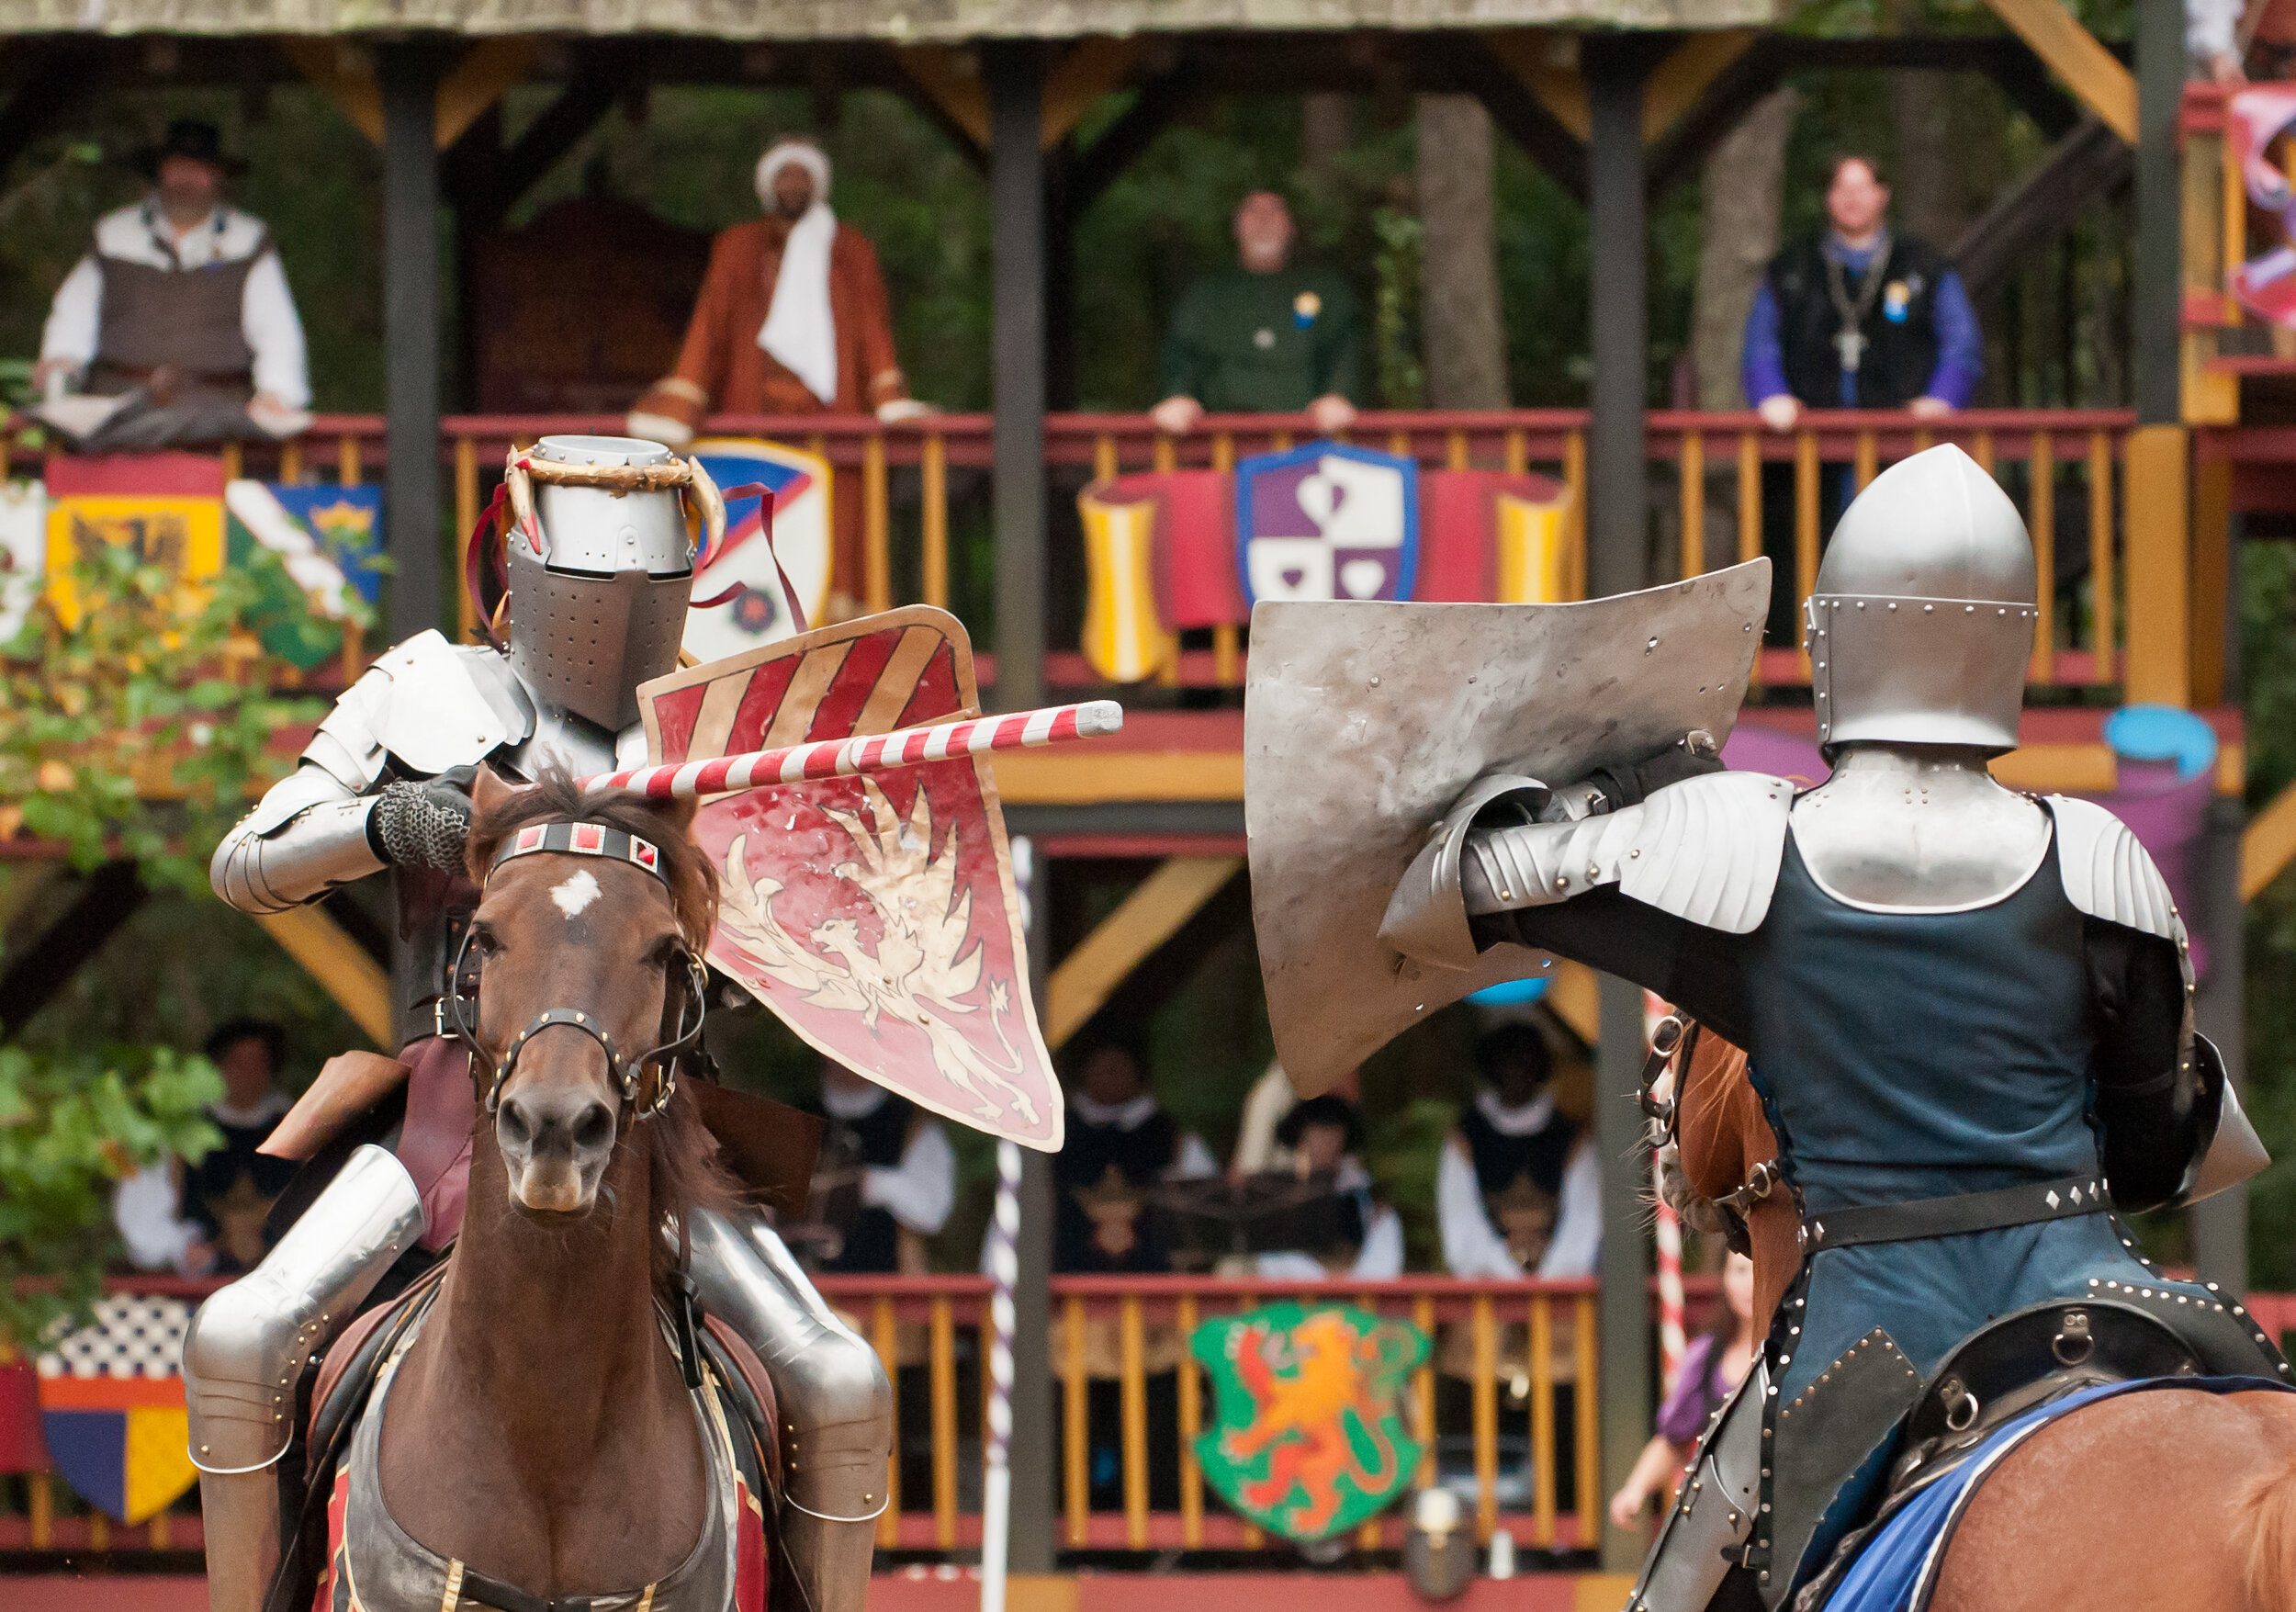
<box><xmin>1436</xmin><ymin>1022</ymin><xmax>1601</xmax><ymax>1280</ymax></box>
<box><xmin>803</xmin><ymin>1057</ymin><xmax>955</xmax><ymax>1274</ymax></box>
<box><xmin>191</xmin><ymin>434</ymin><xmax>891</xmax><ymax>1612</ymax></box>
<box><xmin>1271</xmin><ymin>444</ymin><xmax>2281</xmax><ymax>1609</ymax></box>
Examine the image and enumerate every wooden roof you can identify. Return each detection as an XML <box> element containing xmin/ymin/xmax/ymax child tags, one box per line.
<box><xmin>0</xmin><ymin>0</ymin><xmax>1773</xmax><ymax>40</ymax></box>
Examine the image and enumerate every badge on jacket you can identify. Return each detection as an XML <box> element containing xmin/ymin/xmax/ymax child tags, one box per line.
<box><xmin>1293</xmin><ymin>290</ymin><xmax>1322</xmax><ymax>329</ymax></box>
<box><xmin>1885</xmin><ymin>276</ymin><xmax>1919</xmax><ymax>324</ymax></box>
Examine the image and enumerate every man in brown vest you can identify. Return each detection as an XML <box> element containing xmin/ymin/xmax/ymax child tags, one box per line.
<box><xmin>35</xmin><ymin>120</ymin><xmax>310</xmax><ymax>451</ymax></box>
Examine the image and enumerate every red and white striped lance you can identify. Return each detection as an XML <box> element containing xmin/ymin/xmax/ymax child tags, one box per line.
<box><xmin>585</xmin><ymin>700</ymin><xmax>1126</xmax><ymax>800</ymax></box>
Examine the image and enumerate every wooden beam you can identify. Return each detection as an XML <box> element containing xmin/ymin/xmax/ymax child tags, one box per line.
<box><xmin>1069</xmin><ymin>60</ymin><xmax>1205</xmax><ymax>211</ymax></box>
<box><xmin>1481</xmin><ymin>31</ymin><xmax>1589</xmax><ymax>141</ymax></box>
<box><xmin>1978</xmin><ymin>0</ymin><xmax>2136</xmax><ymax>143</ymax></box>
<box><xmin>2245</xmin><ymin>784</ymin><xmax>2296</xmax><ymax>901</ymax></box>
<box><xmin>894</xmin><ymin>45</ymin><xmax>991</xmax><ymax>157</ymax></box>
<box><xmin>0</xmin><ymin>862</ymin><xmax>142</xmax><ymax>1039</ymax></box>
<box><xmin>2122</xmin><ymin>424</ymin><xmax>2192</xmax><ymax>707</ymax></box>
<box><xmin>1548</xmin><ymin>959</ymin><xmax>1599</xmax><ymax>1044</ymax></box>
<box><xmin>1641</xmin><ymin>29</ymin><xmax>1758</xmax><ymax>145</ymax></box>
<box><xmin>434</xmin><ymin>38</ymin><xmax>538</xmax><ymax>151</ymax></box>
<box><xmin>1044</xmin><ymin>856</ymin><xmax>1240</xmax><ymax>1049</ymax></box>
<box><xmin>0</xmin><ymin>862</ymin><xmax>62</xmax><ymax>937</ymax></box>
<box><xmin>0</xmin><ymin>41</ymin><xmax>108</xmax><ymax>177</ymax></box>
<box><xmin>254</xmin><ymin>907</ymin><xmax>392</xmax><ymax>1047</ymax></box>
<box><xmin>1951</xmin><ymin>115</ymin><xmax>2129</xmax><ymax>296</ymax></box>
<box><xmin>445</xmin><ymin>60</ymin><xmax>636</xmax><ymax>234</ymax></box>
<box><xmin>278</xmin><ymin>37</ymin><xmax>384</xmax><ymax>146</ymax></box>
<box><xmin>1041</xmin><ymin>37</ymin><xmax>1141</xmax><ymax>151</ymax></box>
<box><xmin>1424</xmin><ymin>35</ymin><xmax>1587</xmax><ymax>203</ymax></box>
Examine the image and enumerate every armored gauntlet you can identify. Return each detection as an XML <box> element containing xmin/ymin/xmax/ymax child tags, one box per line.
<box><xmin>368</xmin><ymin>776</ymin><xmax>474</xmax><ymax>872</ymax></box>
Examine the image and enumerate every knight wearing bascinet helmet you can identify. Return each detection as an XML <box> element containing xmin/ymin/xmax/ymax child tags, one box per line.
<box><xmin>194</xmin><ymin>435</ymin><xmax>890</xmax><ymax>1612</ymax></box>
<box><xmin>1244</xmin><ymin>444</ymin><xmax>2284</xmax><ymax>1611</ymax></box>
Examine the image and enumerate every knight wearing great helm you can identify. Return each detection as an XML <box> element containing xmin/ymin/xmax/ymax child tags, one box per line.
<box><xmin>195</xmin><ymin>435</ymin><xmax>890</xmax><ymax>1612</ymax></box>
<box><xmin>1246</xmin><ymin>445</ymin><xmax>2283</xmax><ymax>1612</ymax></box>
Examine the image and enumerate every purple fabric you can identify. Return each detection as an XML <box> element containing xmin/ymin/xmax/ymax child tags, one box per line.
<box><xmin>1739</xmin><ymin>244</ymin><xmax>1983</xmax><ymax>408</ymax></box>
<box><xmin>1656</xmin><ymin>1335</ymin><xmax>1731</xmax><ymax>1447</ymax></box>
<box><xmin>1724</xmin><ymin>727</ymin><xmax>1828</xmax><ymax>787</ymax></box>
<box><xmin>2093</xmin><ymin>761</ymin><xmax>2216</xmax><ymax>979</ymax></box>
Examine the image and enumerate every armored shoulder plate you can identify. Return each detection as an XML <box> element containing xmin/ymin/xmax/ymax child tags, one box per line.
<box><xmin>2044</xmin><ymin>795</ymin><xmax>2178</xmax><ymax>941</ymax></box>
<box><xmin>311</xmin><ymin>630</ymin><xmax>535</xmax><ymax>788</ymax></box>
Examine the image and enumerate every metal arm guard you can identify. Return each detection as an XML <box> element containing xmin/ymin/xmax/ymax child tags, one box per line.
<box><xmin>184</xmin><ymin>1146</ymin><xmax>423</xmax><ymax>1612</ymax></box>
<box><xmin>1621</xmin><ymin>1361</ymin><xmax>1766</xmax><ymax>1612</ymax></box>
<box><xmin>688</xmin><ymin>1206</ymin><xmax>894</xmax><ymax>1612</ymax></box>
<box><xmin>209</xmin><ymin>764</ymin><xmax>385</xmax><ymax>916</ymax></box>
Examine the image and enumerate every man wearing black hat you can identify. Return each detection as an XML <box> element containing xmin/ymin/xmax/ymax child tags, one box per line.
<box><xmin>35</xmin><ymin>119</ymin><xmax>310</xmax><ymax>450</ymax></box>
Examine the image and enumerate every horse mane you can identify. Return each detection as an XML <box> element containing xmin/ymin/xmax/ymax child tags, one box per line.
<box><xmin>465</xmin><ymin>768</ymin><xmax>737</xmax><ymax>1267</ymax></box>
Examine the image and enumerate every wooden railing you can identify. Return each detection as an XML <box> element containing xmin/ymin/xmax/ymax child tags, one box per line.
<box><xmin>6</xmin><ymin>1273</ymin><xmax>2293</xmax><ymax>1563</ymax></box>
<box><xmin>17</xmin><ymin>406</ymin><xmax>2150</xmax><ymax>698</ymax></box>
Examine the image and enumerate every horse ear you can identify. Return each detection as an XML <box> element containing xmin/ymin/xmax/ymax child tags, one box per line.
<box><xmin>470</xmin><ymin>763</ymin><xmax>522</xmax><ymax>823</ymax></box>
<box><xmin>652</xmin><ymin>792</ymin><xmax>698</xmax><ymax>839</ymax></box>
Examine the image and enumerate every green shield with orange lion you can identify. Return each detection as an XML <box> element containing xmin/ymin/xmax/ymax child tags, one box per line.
<box><xmin>1190</xmin><ymin>1302</ymin><xmax>1430</xmax><ymax>1540</ymax></box>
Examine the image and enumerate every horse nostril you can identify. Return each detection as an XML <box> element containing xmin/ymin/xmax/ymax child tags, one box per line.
<box><xmin>571</xmin><ymin>1100</ymin><xmax>614</xmax><ymax>1154</ymax></box>
<box><xmin>499</xmin><ymin>1096</ymin><xmax>535</xmax><ymax>1148</ymax></box>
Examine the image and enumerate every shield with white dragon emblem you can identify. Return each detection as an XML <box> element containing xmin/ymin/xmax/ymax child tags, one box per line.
<box><xmin>1191</xmin><ymin>1303</ymin><xmax>1428</xmax><ymax>1541</ymax></box>
<box><xmin>637</xmin><ymin>605</ymin><xmax>1062</xmax><ymax>1150</ymax></box>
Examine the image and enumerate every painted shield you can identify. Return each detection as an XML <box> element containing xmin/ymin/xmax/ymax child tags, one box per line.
<box><xmin>1192</xmin><ymin>1302</ymin><xmax>1427</xmax><ymax>1541</ymax></box>
<box><xmin>1236</xmin><ymin>442</ymin><xmax>1418</xmax><ymax>607</ymax></box>
<box><xmin>35</xmin><ymin>1293</ymin><xmax>197</xmax><ymax>1525</ymax></box>
<box><xmin>638</xmin><ymin>605</ymin><xmax>1062</xmax><ymax>1150</ymax></box>
<box><xmin>685</xmin><ymin>438</ymin><xmax>834</xmax><ymax>659</ymax></box>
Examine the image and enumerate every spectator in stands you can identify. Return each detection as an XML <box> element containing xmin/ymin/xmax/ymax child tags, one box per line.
<box><xmin>1608</xmin><ymin>1251</ymin><xmax>1760</xmax><ymax>1530</ymax></box>
<box><xmin>1227</xmin><ymin>1060</ymin><xmax>1360</xmax><ymax>1179</ymax></box>
<box><xmin>1153</xmin><ymin>190</ymin><xmax>1362</xmax><ymax>436</ymax></box>
<box><xmin>1741</xmin><ymin>153</ymin><xmax>1981</xmax><ymax>431</ymax></box>
<box><xmin>1053</xmin><ymin>1036</ymin><xmax>1217</xmax><ymax>1273</ymax></box>
<box><xmin>1437</xmin><ymin>1022</ymin><xmax>1600</xmax><ymax>1279</ymax></box>
<box><xmin>630</xmin><ymin>135</ymin><xmax>926</xmax><ymax>617</ymax></box>
<box><xmin>177</xmin><ymin>1019</ymin><xmax>298</xmax><ymax>1276</ymax></box>
<box><xmin>1250</xmin><ymin>1094</ymin><xmax>1404</xmax><ymax>1281</ymax></box>
<box><xmin>804</xmin><ymin>1058</ymin><xmax>955</xmax><ymax>1274</ymax></box>
<box><xmin>35</xmin><ymin>119</ymin><xmax>310</xmax><ymax>451</ymax></box>
<box><xmin>2189</xmin><ymin>0</ymin><xmax>2296</xmax><ymax>83</ymax></box>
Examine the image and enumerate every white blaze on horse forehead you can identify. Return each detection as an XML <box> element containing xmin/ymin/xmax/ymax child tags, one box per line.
<box><xmin>550</xmin><ymin>868</ymin><xmax>603</xmax><ymax>919</ymax></box>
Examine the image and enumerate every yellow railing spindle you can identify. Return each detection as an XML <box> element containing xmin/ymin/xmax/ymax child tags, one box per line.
<box><xmin>1564</xmin><ymin>430</ymin><xmax>1588</xmax><ymax>599</ymax></box>
<box><xmin>2030</xmin><ymin>432</ymin><xmax>2056</xmax><ymax>685</ymax></box>
<box><xmin>922</xmin><ymin>432</ymin><xmax>949</xmax><ymax>610</ymax></box>
<box><xmin>1530</xmin><ymin>1293</ymin><xmax>1557</xmax><ymax>1549</ymax></box>
<box><xmin>220</xmin><ymin>441</ymin><xmax>242</xmax><ymax>482</ymax></box>
<box><xmin>1388</xmin><ymin>430</ymin><xmax>1412</xmax><ymax>458</ymax></box>
<box><xmin>1737</xmin><ymin>431</ymin><xmax>1761</xmax><ymax>569</ymax></box>
<box><xmin>1472</xmin><ymin>1294</ymin><xmax>1499</xmax><ymax>1545</ymax></box>
<box><xmin>455</xmin><ymin>434</ymin><xmax>479</xmax><ymax>642</ymax></box>
<box><xmin>1503</xmin><ymin>428</ymin><xmax>1527</xmax><ymax>476</ymax></box>
<box><xmin>338</xmin><ymin>432</ymin><xmax>360</xmax><ymax>487</ymax></box>
<box><xmin>279</xmin><ymin>439</ymin><xmax>303</xmax><ymax>484</ymax></box>
<box><xmin>872</xmin><ymin>1298</ymin><xmax>901</xmax><ymax>1550</ymax></box>
<box><xmin>1973</xmin><ymin>430</ymin><xmax>1996</xmax><ymax>479</ymax></box>
<box><xmin>1853</xmin><ymin>427</ymin><xmax>1878</xmax><ymax>490</ymax></box>
<box><xmin>1213</xmin><ymin>624</ymin><xmax>1241</xmax><ymax>686</ymax></box>
<box><xmin>863</xmin><ymin>432</ymin><xmax>891</xmax><ymax>613</ymax></box>
<box><xmin>1574</xmin><ymin>1293</ymin><xmax>1600</xmax><ymax>1547</ymax></box>
<box><xmin>930</xmin><ymin>1295</ymin><xmax>959</xmax><ymax>1550</ymax></box>
<box><xmin>28</xmin><ymin>1472</ymin><xmax>51</xmax><ymax>1549</ymax></box>
<box><xmin>149</xmin><ymin>1507</ymin><xmax>171</xmax><ymax>1549</ymax></box>
<box><xmin>1680</xmin><ymin>431</ymin><xmax>1705</xmax><ymax>578</ymax></box>
<box><xmin>1446</xmin><ymin>430</ymin><xmax>1469</xmax><ymax>471</ymax></box>
<box><xmin>1094</xmin><ymin>432</ymin><xmax>1119</xmax><ymax>482</ymax></box>
<box><xmin>1120</xmin><ymin>1296</ymin><xmax>1149</xmax><ymax>1549</ymax></box>
<box><xmin>2089</xmin><ymin>431</ymin><xmax>2118</xmax><ymax>680</ymax></box>
<box><xmin>1064</xmin><ymin>1295</ymin><xmax>1088</xmax><ymax>1547</ymax></box>
<box><xmin>1795</xmin><ymin>431</ymin><xmax>1820</xmax><ymax>679</ymax></box>
<box><xmin>1154</xmin><ymin>435</ymin><xmax>1176</xmax><ymax>474</ymax></box>
<box><xmin>1412</xmin><ymin>1295</ymin><xmax>1437</xmax><ymax>1489</ymax></box>
<box><xmin>1212</xmin><ymin>434</ymin><xmax>1235</xmax><ymax>475</ymax></box>
<box><xmin>1178</xmin><ymin>1292</ymin><xmax>1204</xmax><ymax>1547</ymax></box>
<box><xmin>1272</xmin><ymin>430</ymin><xmax>1294</xmax><ymax>452</ymax></box>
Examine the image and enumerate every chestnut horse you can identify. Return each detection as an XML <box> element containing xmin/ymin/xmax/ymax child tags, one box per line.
<box><xmin>1660</xmin><ymin>1031</ymin><xmax>2296</xmax><ymax>1612</ymax></box>
<box><xmin>366</xmin><ymin>772</ymin><xmax>748</xmax><ymax>1600</ymax></box>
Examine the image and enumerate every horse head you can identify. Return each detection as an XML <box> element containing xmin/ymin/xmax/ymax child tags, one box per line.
<box><xmin>458</xmin><ymin>767</ymin><xmax>718</xmax><ymax>1219</ymax></box>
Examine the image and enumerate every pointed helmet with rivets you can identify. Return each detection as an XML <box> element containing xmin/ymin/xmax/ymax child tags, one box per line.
<box><xmin>1802</xmin><ymin>443</ymin><xmax>2037</xmax><ymax>755</ymax></box>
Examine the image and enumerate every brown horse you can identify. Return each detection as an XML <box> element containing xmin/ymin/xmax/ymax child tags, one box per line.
<box><xmin>370</xmin><ymin>771</ymin><xmax>744</xmax><ymax>1597</ymax></box>
<box><xmin>1660</xmin><ymin>1030</ymin><xmax>2296</xmax><ymax>1612</ymax></box>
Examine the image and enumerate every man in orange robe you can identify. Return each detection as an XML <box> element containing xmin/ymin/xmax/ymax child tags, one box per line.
<box><xmin>631</xmin><ymin>137</ymin><xmax>923</xmax><ymax>615</ymax></box>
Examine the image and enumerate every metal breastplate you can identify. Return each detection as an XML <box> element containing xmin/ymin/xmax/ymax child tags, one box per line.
<box><xmin>1785</xmin><ymin>749</ymin><xmax>2050</xmax><ymax>912</ymax></box>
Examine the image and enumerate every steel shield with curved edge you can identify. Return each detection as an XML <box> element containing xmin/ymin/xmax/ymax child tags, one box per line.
<box><xmin>1244</xmin><ymin>558</ymin><xmax>1772</xmax><ymax>1095</ymax></box>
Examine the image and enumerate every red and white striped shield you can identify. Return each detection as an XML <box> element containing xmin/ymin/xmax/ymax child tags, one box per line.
<box><xmin>637</xmin><ymin>605</ymin><xmax>1062</xmax><ymax>1150</ymax></box>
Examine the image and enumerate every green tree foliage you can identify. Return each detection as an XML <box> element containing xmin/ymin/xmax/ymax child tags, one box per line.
<box><xmin>0</xmin><ymin>1042</ymin><xmax>220</xmax><ymax>1349</ymax></box>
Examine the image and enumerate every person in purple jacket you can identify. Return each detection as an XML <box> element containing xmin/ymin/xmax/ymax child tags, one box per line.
<box><xmin>1607</xmin><ymin>1252</ymin><xmax>1760</xmax><ymax>1533</ymax></box>
<box><xmin>1741</xmin><ymin>153</ymin><xmax>1983</xmax><ymax>431</ymax></box>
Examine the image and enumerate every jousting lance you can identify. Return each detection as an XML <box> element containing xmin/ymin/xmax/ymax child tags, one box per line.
<box><xmin>583</xmin><ymin>700</ymin><xmax>1126</xmax><ymax>801</ymax></box>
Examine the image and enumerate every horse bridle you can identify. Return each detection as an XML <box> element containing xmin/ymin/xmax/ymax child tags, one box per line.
<box><xmin>439</xmin><ymin>819</ymin><xmax>710</xmax><ymax>1122</ymax></box>
<box><xmin>1641</xmin><ymin>1009</ymin><xmax>1784</xmax><ymax>1225</ymax></box>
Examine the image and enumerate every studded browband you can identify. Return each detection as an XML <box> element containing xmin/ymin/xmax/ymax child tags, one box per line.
<box><xmin>487</xmin><ymin>820</ymin><xmax>669</xmax><ymax>885</ymax></box>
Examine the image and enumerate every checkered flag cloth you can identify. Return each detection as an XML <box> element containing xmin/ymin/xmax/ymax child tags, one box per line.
<box><xmin>37</xmin><ymin>1294</ymin><xmax>192</xmax><ymax>1380</ymax></box>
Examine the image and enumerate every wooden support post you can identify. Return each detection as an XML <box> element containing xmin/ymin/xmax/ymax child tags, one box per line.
<box><xmin>253</xmin><ymin>907</ymin><xmax>392</xmax><ymax>1047</ymax></box>
<box><xmin>987</xmin><ymin>43</ymin><xmax>1048</xmax><ymax>716</ymax></box>
<box><xmin>1008</xmin><ymin>839</ymin><xmax>1057</xmax><ymax>1575</ymax></box>
<box><xmin>2133</xmin><ymin>0</ymin><xmax>2183</xmax><ymax>423</ymax></box>
<box><xmin>2122</xmin><ymin>424</ymin><xmax>2191</xmax><ymax>709</ymax></box>
<box><xmin>1640</xmin><ymin>29</ymin><xmax>1759</xmax><ymax>144</ymax></box>
<box><xmin>1978</xmin><ymin>0</ymin><xmax>2137</xmax><ymax>142</ymax></box>
<box><xmin>1044</xmin><ymin>857</ymin><xmax>1242</xmax><ymax>1048</ymax></box>
<box><xmin>2242</xmin><ymin>781</ymin><xmax>2296</xmax><ymax>899</ymax></box>
<box><xmin>2190</xmin><ymin>453</ymin><xmax>2233</xmax><ymax>705</ymax></box>
<box><xmin>1584</xmin><ymin>35</ymin><xmax>1656</xmax><ymax>1577</ymax></box>
<box><xmin>894</xmin><ymin>45</ymin><xmax>991</xmax><ymax>157</ymax></box>
<box><xmin>1041</xmin><ymin>38</ymin><xmax>1141</xmax><ymax>149</ymax></box>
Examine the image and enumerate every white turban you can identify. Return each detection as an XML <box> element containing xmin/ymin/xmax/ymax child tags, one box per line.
<box><xmin>753</xmin><ymin>140</ymin><xmax>838</xmax><ymax>406</ymax></box>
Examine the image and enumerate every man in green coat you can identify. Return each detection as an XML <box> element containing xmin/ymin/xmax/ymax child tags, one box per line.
<box><xmin>1153</xmin><ymin>191</ymin><xmax>1363</xmax><ymax>435</ymax></box>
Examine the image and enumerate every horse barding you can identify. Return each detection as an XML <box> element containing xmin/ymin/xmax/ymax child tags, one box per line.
<box><xmin>1646</xmin><ymin>1018</ymin><xmax>2296</xmax><ymax>1612</ymax></box>
<box><xmin>219</xmin><ymin>608</ymin><xmax>1105</xmax><ymax>1612</ymax></box>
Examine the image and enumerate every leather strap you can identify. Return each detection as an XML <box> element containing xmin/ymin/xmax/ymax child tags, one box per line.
<box><xmin>1803</xmin><ymin>1176</ymin><xmax>2106</xmax><ymax>1252</ymax></box>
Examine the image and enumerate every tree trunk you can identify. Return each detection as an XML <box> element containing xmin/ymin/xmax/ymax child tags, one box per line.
<box><xmin>1299</xmin><ymin>94</ymin><xmax>1353</xmax><ymax>197</ymax></box>
<box><xmin>1890</xmin><ymin>73</ymin><xmax>1975</xmax><ymax>249</ymax></box>
<box><xmin>1414</xmin><ymin>93</ymin><xmax>1510</xmax><ymax>409</ymax></box>
<box><xmin>1691</xmin><ymin>86</ymin><xmax>1798</xmax><ymax>411</ymax></box>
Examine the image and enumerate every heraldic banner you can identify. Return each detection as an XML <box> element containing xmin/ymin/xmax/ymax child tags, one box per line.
<box><xmin>43</xmin><ymin>452</ymin><xmax>225</xmax><ymax>627</ymax></box>
<box><xmin>1077</xmin><ymin>440</ymin><xmax>1572</xmax><ymax>682</ymax></box>
<box><xmin>34</xmin><ymin>1293</ymin><xmax>198</xmax><ymax>1525</ymax></box>
<box><xmin>1192</xmin><ymin>1302</ymin><xmax>1429</xmax><ymax>1541</ymax></box>
<box><xmin>638</xmin><ymin>605</ymin><xmax>1062</xmax><ymax>1150</ymax></box>
<box><xmin>686</xmin><ymin>437</ymin><xmax>834</xmax><ymax>659</ymax></box>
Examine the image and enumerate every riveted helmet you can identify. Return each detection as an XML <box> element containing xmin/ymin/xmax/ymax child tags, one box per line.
<box><xmin>506</xmin><ymin>434</ymin><xmax>696</xmax><ymax>732</ymax></box>
<box><xmin>1803</xmin><ymin>444</ymin><xmax>2037</xmax><ymax>755</ymax></box>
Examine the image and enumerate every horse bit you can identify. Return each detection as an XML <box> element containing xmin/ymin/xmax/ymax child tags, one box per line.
<box><xmin>1640</xmin><ymin>1010</ymin><xmax>1783</xmax><ymax>1221</ymax></box>
<box><xmin>437</xmin><ymin>819</ymin><xmax>711</xmax><ymax>1123</ymax></box>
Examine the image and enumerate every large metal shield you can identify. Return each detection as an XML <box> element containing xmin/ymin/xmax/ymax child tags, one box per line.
<box><xmin>1245</xmin><ymin>559</ymin><xmax>1772</xmax><ymax>1094</ymax></box>
<box><xmin>638</xmin><ymin>605</ymin><xmax>1063</xmax><ymax>1151</ymax></box>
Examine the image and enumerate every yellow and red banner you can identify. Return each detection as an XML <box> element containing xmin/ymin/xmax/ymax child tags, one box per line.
<box><xmin>42</xmin><ymin>453</ymin><xmax>226</xmax><ymax>627</ymax></box>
